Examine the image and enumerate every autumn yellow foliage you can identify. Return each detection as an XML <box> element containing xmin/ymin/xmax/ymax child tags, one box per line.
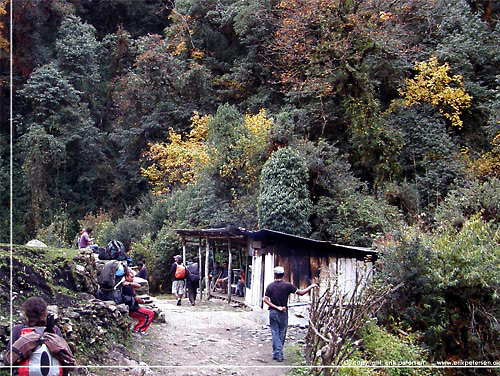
<box><xmin>141</xmin><ymin>109</ymin><xmax>272</xmax><ymax>194</ymax></box>
<box><xmin>140</xmin><ymin>112</ymin><xmax>211</xmax><ymax>194</ymax></box>
<box><xmin>0</xmin><ymin>0</ymin><xmax>9</xmax><ymax>53</ymax></box>
<box><xmin>468</xmin><ymin>132</ymin><xmax>500</xmax><ymax>179</ymax></box>
<box><xmin>398</xmin><ymin>57</ymin><xmax>472</xmax><ymax>128</ymax></box>
<box><xmin>219</xmin><ymin>109</ymin><xmax>272</xmax><ymax>188</ymax></box>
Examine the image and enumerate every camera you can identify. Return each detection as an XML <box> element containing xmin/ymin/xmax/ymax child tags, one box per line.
<box><xmin>46</xmin><ymin>312</ymin><xmax>56</xmax><ymax>333</ymax></box>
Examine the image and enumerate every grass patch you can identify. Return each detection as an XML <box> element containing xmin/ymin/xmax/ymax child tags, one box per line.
<box><xmin>286</xmin><ymin>343</ymin><xmax>313</xmax><ymax>376</ymax></box>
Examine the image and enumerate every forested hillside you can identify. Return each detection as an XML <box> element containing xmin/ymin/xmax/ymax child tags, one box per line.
<box><xmin>1</xmin><ymin>0</ymin><xmax>500</xmax><ymax>372</ymax></box>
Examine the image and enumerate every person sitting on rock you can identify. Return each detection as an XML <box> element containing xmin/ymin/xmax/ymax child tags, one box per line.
<box><xmin>122</xmin><ymin>270</ymin><xmax>154</xmax><ymax>335</ymax></box>
<box><xmin>135</xmin><ymin>261</ymin><xmax>148</xmax><ymax>280</ymax></box>
<box><xmin>78</xmin><ymin>227</ymin><xmax>99</xmax><ymax>253</ymax></box>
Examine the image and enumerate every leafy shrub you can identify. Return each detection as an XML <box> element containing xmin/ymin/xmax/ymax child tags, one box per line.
<box><xmin>314</xmin><ymin>192</ymin><xmax>402</xmax><ymax>247</ymax></box>
<box><xmin>78</xmin><ymin>210</ymin><xmax>113</xmax><ymax>248</ymax></box>
<box><xmin>98</xmin><ymin>216</ymin><xmax>148</xmax><ymax>251</ymax></box>
<box><xmin>377</xmin><ymin>218</ymin><xmax>500</xmax><ymax>365</ymax></box>
<box><xmin>129</xmin><ymin>233</ymin><xmax>159</xmax><ymax>287</ymax></box>
<box><xmin>35</xmin><ymin>209</ymin><xmax>75</xmax><ymax>248</ymax></box>
<box><xmin>149</xmin><ymin>225</ymin><xmax>182</xmax><ymax>292</ymax></box>
<box><xmin>434</xmin><ymin>177</ymin><xmax>500</xmax><ymax>227</ymax></box>
<box><xmin>359</xmin><ymin>321</ymin><xmax>435</xmax><ymax>376</ymax></box>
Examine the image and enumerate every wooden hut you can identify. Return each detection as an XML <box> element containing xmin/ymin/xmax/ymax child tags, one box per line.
<box><xmin>246</xmin><ymin>229</ymin><xmax>376</xmax><ymax>309</ymax></box>
<box><xmin>175</xmin><ymin>226</ymin><xmax>376</xmax><ymax>310</ymax></box>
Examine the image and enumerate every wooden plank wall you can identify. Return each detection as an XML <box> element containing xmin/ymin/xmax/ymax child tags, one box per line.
<box><xmin>263</xmin><ymin>252</ymin><xmax>275</xmax><ymax>299</ymax></box>
<box><xmin>249</xmin><ymin>241</ymin><xmax>374</xmax><ymax>309</ymax></box>
<box><xmin>249</xmin><ymin>254</ymin><xmax>262</xmax><ymax>307</ymax></box>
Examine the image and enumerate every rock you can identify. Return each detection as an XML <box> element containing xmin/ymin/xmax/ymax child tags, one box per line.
<box><xmin>75</xmin><ymin>265</ymin><xmax>86</xmax><ymax>273</ymax></box>
<box><xmin>133</xmin><ymin>362</ymin><xmax>153</xmax><ymax>376</ymax></box>
<box><xmin>66</xmin><ymin>310</ymin><xmax>81</xmax><ymax>320</ymax></box>
<box><xmin>156</xmin><ymin>311</ymin><xmax>166</xmax><ymax>323</ymax></box>
<box><xmin>25</xmin><ymin>239</ymin><xmax>47</xmax><ymax>248</ymax></box>
<box><xmin>47</xmin><ymin>305</ymin><xmax>59</xmax><ymax>316</ymax></box>
<box><xmin>134</xmin><ymin>277</ymin><xmax>149</xmax><ymax>295</ymax></box>
<box><xmin>116</xmin><ymin>304</ymin><xmax>129</xmax><ymax>314</ymax></box>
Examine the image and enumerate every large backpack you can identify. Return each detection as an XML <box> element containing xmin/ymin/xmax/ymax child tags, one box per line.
<box><xmin>3</xmin><ymin>327</ymin><xmax>75</xmax><ymax>375</ymax></box>
<box><xmin>186</xmin><ymin>263</ymin><xmax>200</xmax><ymax>282</ymax></box>
<box><xmin>106</xmin><ymin>240</ymin><xmax>126</xmax><ymax>261</ymax></box>
<box><xmin>174</xmin><ymin>264</ymin><xmax>186</xmax><ymax>279</ymax></box>
<box><xmin>96</xmin><ymin>260</ymin><xmax>136</xmax><ymax>307</ymax></box>
<box><xmin>97</xmin><ymin>260</ymin><xmax>124</xmax><ymax>289</ymax></box>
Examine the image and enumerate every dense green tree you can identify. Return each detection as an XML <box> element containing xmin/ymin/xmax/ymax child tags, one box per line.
<box><xmin>291</xmin><ymin>139</ymin><xmax>403</xmax><ymax>246</ymax></box>
<box><xmin>386</xmin><ymin>106</ymin><xmax>467</xmax><ymax>215</ymax></box>
<box><xmin>73</xmin><ymin>0</ymin><xmax>171</xmax><ymax>39</ymax></box>
<box><xmin>55</xmin><ymin>15</ymin><xmax>100</xmax><ymax>87</ymax></box>
<box><xmin>0</xmin><ymin>142</ymin><xmax>29</xmax><ymax>244</ymax></box>
<box><xmin>16</xmin><ymin>60</ymin><xmax>116</xmax><ymax>239</ymax></box>
<box><xmin>257</xmin><ymin>147</ymin><xmax>312</xmax><ymax>235</ymax></box>
<box><xmin>109</xmin><ymin>33</ymin><xmax>216</xmax><ymax>203</ymax></box>
<box><xmin>432</xmin><ymin>1</ymin><xmax>500</xmax><ymax>134</ymax></box>
<box><xmin>18</xmin><ymin>125</ymin><xmax>66</xmax><ymax>234</ymax></box>
<box><xmin>17</xmin><ymin>63</ymin><xmax>82</xmax><ymax>133</ymax></box>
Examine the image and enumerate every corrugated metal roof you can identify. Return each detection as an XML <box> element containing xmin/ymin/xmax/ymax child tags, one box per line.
<box><xmin>175</xmin><ymin>226</ymin><xmax>376</xmax><ymax>256</ymax></box>
<box><xmin>250</xmin><ymin>228</ymin><xmax>376</xmax><ymax>255</ymax></box>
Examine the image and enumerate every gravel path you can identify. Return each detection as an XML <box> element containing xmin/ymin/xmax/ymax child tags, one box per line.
<box><xmin>119</xmin><ymin>296</ymin><xmax>308</xmax><ymax>376</ymax></box>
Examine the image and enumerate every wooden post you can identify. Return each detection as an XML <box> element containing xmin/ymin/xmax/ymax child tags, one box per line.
<box><xmin>205</xmin><ymin>236</ymin><xmax>210</xmax><ymax>300</ymax></box>
<box><xmin>228</xmin><ymin>238</ymin><xmax>232</xmax><ymax>303</ymax></box>
<box><xmin>198</xmin><ymin>237</ymin><xmax>202</xmax><ymax>303</ymax></box>
<box><xmin>182</xmin><ymin>238</ymin><xmax>187</xmax><ymax>298</ymax></box>
<box><xmin>182</xmin><ymin>238</ymin><xmax>186</xmax><ymax>265</ymax></box>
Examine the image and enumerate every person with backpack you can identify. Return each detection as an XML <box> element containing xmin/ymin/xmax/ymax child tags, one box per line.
<box><xmin>169</xmin><ymin>255</ymin><xmax>186</xmax><ymax>306</ymax></box>
<box><xmin>3</xmin><ymin>296</ymin><xmax>75</xmax><ymax>375</ymax></box>
<box><xmin>95</xmin><ymin>260</ymin><xmax>135</xmax><ymax>309</ymax></box>
<box><xmin>185</xmin><ymin>258</ymin><xmax>200</xmax><ymax>306</ymax></box>
<box><xmin>122</xmin><ymin>270</ymin><xmax>154</xmax><ymax>335</ymax></box>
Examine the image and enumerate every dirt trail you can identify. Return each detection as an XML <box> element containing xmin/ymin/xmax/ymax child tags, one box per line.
<box><xmin>112</xmin><ymin>296</ymin><xmax>307</xmax><ymax>376</ymax></box>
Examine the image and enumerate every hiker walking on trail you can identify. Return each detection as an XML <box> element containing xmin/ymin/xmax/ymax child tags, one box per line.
<box><xmin>263</xmin><ymin>266</ymin><xmax>318</xmax><ymax>363</ymax></box>
<box><xmin>3</xmin><ymin>296</ymin><xmax>75</xmax><ymax>375</ymax></box>
<box><xmin>122</xmin><ymin>270</ymin><xmax>154</xmax><ymax>335</ymax></box>
<box><xmin>170</xmin><ymin>255</ymin><xmax>186</xmax><ymax>306</ymax></box>
<box><xmin>186</xmin><ymin>258</ymin><xmax>200</xmax><ymax>305</ymax></box>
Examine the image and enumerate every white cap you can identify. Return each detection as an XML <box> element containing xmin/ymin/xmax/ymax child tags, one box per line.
<box><xmin>273</xmin><ymin>266</ymin><xmax>284</xmax><ymax>274</ymax></box>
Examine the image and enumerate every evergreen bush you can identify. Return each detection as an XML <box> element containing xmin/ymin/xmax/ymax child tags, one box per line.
<box><xmin>257</xmin><ymin>147</ymin><xmax>312</xmax><ymax>235</ymax></box>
